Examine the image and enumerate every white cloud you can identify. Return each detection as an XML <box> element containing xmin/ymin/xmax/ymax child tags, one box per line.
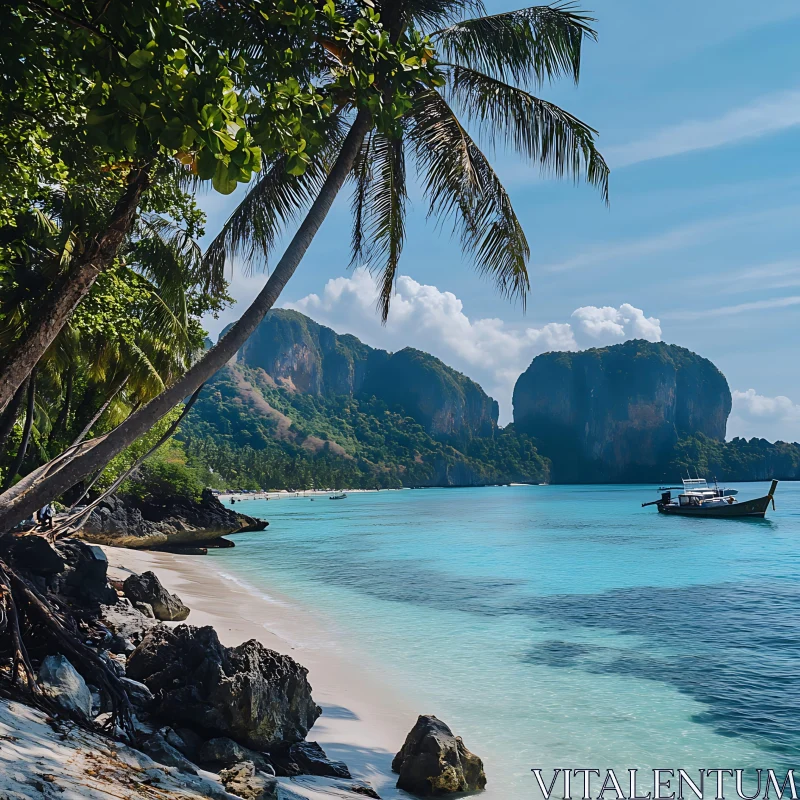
<box><xmin>607</xmin><ymin>89</ymin><xmax>800</xmax><ymax>168</ymax></box>
<box><xmin>285</xmin><ymin>268</ymin><xmax>661</xmax><ymax>423</ymax></box>
<box><xmin>572</xmin><ymin>303</ymin><xmax>662</xmax><ymax>341</ymax></box>
<box><xmin>728</xmin><ymin>389</ymin><xmax>800</xmax><ymax>443</ymax></box>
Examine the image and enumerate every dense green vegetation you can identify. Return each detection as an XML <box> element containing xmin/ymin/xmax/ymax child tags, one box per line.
<box><xmin>177</xmin><ymin>365</ymin><xmax>550</xmax><ymax>489</ymax></box>
<box><xmin>672</xmin><ymin>434</ymin><xmax>800</xmax><ymax>482</ymax></box>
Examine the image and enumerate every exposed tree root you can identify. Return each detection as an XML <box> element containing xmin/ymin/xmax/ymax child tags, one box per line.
<box><xmin>0</xmin><ymin>556</ymin><xmax>134</xmax><ymax>737</ymax></box>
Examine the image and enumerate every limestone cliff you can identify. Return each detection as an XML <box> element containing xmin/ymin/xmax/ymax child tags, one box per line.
<box><xmin>512</xmin><ymin>340</ymin><xmax>732</xmax><ymax>481</ymax></box>
<box><xmin>231</xmin><ymin>310</ymin><xmax>497</xmax><ymax>440</ymax></box>
<box><xmin>361</xmin><ymin>348</ymin><xmax>498</xmax><ymax>439</ymax></box>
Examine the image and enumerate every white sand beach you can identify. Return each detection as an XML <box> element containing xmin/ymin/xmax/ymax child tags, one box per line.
<box><xmin>103</xmin><ymin>545</ymin><xmax>419</xmax><ymax>800</ymax></box>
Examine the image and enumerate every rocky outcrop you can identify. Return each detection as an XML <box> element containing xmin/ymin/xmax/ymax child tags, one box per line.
<box><xmin>513</xmin><ymin>340</ymin><xmax>732</xmax><ymax>482</ymax></box>
<box><xmin>79</xmin><ymin>488</ymin><xmax>267</xmax><ymax>549</ymax></box>
<box><xmin>126</xmin><ymin>624</ymin><xmax>321</xmax><ymax>750</ymax></box>
<box><xmin>392</xmin><ymin>715</ymin><xmax>486</xmax><ymax>796</ymax></box>
<box><xmin>230</xmin><ymin>310</ymin><xmax>497</xmax><ymax>441</ymax></box>
<box><xmin>123</xmin><ymin>571</ymin><xmax>190</xmax><ymax>621</ymax></box>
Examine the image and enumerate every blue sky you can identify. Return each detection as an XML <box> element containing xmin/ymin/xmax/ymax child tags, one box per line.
<box><xmin>200</xmin><ymin>0</ymin><xmax>800</xmax><ymax>441</ymax></box>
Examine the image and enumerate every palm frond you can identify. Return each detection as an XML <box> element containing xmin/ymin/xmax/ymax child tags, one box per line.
<box><xmin>432</xmin><ymin>3</ymin><xmax>596</xmax><ymax>86</ymax></box>
<box><xmin>407</xmin><ymin>89</ymin><xmax>530</xmax><ymax>305</ymax></box>
<box><xmin>350</xmin><ymin>130</ymin><xmax>374</xmax><ymax>267</ymax></box>
<box><xmin>444</xmin><ymin>65</ymin><xmax>609</xmax><ymax>200</ymax></box>
<box><xmin>134</xmin><ymin>214</ymin><xmax>205</xmax><ymax>297</ymax></box>
<box><xmin>402</xmin><ymin>0</ymin><xmax>486</xmax><ymax>28</ymax></box>
<box><xmin>349</xmin><ymin>132</ymin><xmax>408</xmax><ymax>321</ymax></box>
<box><xmin>203</xmin><ymin>115</ymin><xmax>349</xmax><ymax>280</ymax></box>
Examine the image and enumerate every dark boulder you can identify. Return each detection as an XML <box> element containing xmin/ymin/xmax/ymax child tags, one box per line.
<box><xmin>197</xmin><ymin>736</ymin><xmax>273</xmax><ymax>775</ymax></box>
<box><xmin>37</xmin><ymin>654</ymin><xmax>92</xmax><ymax>719</ymax></box>
<box><xmin>122</xmin><ymin>571</ymin><xmax>190</xmax><ymax>621</ymax></box>
<box><xmin>267</xmin><ymin>741</ymin><xmax>350</xmax><ymax>779</ymax></box>
<box><xmin>0</xmin><ymin>534</ymin><xmax>65</xmax><ymax>576</ymax></box>
<box><xmin>140</xmin><ymin>730</ymin><xmax>198</xmax><ymax>774</ymax></box>
<box><xmin>119</xmin><ymin>676</ymin><xmax>155</xmax><ymax>709</ymax></box>
<box><xmin>126</xmin><ymin>624</ymin><xmax>321</xmax><ymax>750</ymax></box>
<box><xmin>165</xmin><ymin>727</ymin><xmax>204</xmax><ymax>762</ymax></box>
<box><xmin>50</xmin><ymin>540</ymin><xmax>117</xmax><ymax>606</ymax></box>
<box><xmin>392</xmin><ymin>715</ymin><xmax>486</xmax><ymax>796</ymax></box>
<box><xmin>100</xmin><ymin>598</ymin><xmax>158</xmax><ymax>647</ymax></box>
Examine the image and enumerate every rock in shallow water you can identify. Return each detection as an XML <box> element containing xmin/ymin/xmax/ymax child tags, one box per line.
<box><xmin>392</xmin><ymin>715</ymin><xmax>486</xmax><ymax>796</ymax></box>
<box><xmin>126</xmin><ymin>624</ymin><xmax>321</xmax><ymax>750</ymax></box>
<box><xmin>123</xmin><ymin>571</ymin><xmax>190</xmax><ymax>621</ymax></box>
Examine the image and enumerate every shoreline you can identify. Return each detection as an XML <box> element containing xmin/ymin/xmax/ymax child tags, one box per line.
<box><xmin>217</xmin><ymin>488</ymin><xmax>403</xmax><ymax>502</ymax></box>
<box><xmin>102</xmin><ymin>545</ymin><xmax>417</xmax><ymax>799</ymax></box>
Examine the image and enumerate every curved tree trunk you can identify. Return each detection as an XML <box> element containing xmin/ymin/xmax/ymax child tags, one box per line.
<box><xmin>0</xmin><ymin>167</ymin><xmax>149</xmax><ymax>413</ymax></box>
<box><xmin>1</xmin><ymin>369</ymin><xmax>36</xmax><ymax>492</ymax></box>
<box><xmin>0</xmin><ymin>379</ymin><xmax>28</xmax><ymax>458</ymax></box>
<box><xmin>0</xmin><ymin>110</ymin><xmax>371</xmax><ymax>533</ymax></box>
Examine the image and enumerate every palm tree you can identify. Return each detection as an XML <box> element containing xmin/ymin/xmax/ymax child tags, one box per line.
<box><xmin>0</xmin><ymin>207</ymin><xmax>206</xmax><ymax>487</ymax></box>
<box><xmin>0</xmin><ymin>0</ymin><xmax>608</xmax><ymax>533</ymax></box>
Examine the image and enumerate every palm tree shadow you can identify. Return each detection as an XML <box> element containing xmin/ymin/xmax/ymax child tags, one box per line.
<box><xmin>319</xmin><ymin>703</ymin><xmax>360</xmax><ymax>721</ymax></box>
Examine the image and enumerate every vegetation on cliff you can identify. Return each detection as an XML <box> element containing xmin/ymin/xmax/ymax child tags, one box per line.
<box><xmin>178</xmin><ymin>364</ymin><xmax>549</xmax><ymax>489</ymax></box>
<box><xmin>672</xmin><ymin>434</ymin><xmax>800</xmax><ymax>483</ymax></box>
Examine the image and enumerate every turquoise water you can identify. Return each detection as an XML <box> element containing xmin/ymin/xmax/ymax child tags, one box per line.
<box><xmin>214</xmin><ymin>483</ymin><xmax>800</xmax><ymax>797</ymax></box>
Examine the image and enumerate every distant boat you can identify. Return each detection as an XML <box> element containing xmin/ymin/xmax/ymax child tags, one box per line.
<box><xmin>329</xmin><ymin>492</ymin><xmax>347</xmax><ymax>500</ymax></box>
<box><xmin>643</xmin><ymin>478</ymin><xmax>777</xmax><ymax>518</ymax></box>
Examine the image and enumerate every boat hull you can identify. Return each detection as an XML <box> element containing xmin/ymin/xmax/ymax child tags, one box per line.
<box><xmin>658</xmin><ymin>494</ymin><xmax>773</xmax><ymax>518</ymax></box>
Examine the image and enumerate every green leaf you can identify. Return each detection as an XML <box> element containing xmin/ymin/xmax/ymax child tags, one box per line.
<box><xmin>121</xmin><ymin>123</ymin><xmax>138</xmax><ymax>153</ymax></box>
<box><xmin>128</xmin><ymin>49</ymin><xmax>155</xmax><ymax>69</ymax></box>
<box><xmin>86</xmin><ymin>108</ymin><xmax>116</xmax><ymax>125</ymax></box>
<box><xmin>212</xmin><ymin>160</ymin><xmax>238</xmax><ymax>195</ymax></box>
<box><xmin>196</xmin><ymin>148</ymin><xmax>217</xmax><ymax>180</ymax></box>
<box><xmin>213</xmin><ymin>129</ymin><xmax>238</xmax><ymax>152</ymax></box>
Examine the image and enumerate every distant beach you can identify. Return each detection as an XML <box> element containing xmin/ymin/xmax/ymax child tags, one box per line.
<box><xmin>218</xmin><ymin>488</ymin><xmax>403</xmax><ymax>502</ymax></box>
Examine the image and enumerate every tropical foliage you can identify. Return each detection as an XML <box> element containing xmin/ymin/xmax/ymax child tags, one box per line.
<box><xmin>671</xmin><ymin>434</ymin><xmax>800</xmax><ymax>483</ymax></box>
<box><xmin>0</xmin><ymin>0</ymin><xmax>608</xmax><ymax>537</ymax></box>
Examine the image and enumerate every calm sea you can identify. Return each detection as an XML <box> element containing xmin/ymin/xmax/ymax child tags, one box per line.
<box><xmin>215</xmin><ymin>483</ymin><xmax>800</xmax><ymax>798</ymax></box>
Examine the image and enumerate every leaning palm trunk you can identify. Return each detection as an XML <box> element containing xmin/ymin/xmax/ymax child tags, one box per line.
<box><xmin>53</xmin><ymin>384</ymin><xmax>204</xmax><ymax>539</ymax></box>
<box><xmin>0</xmin><ymin>168</ymin><xmax>150</xmax><ymax>413</ymax></box>
<box><xmin>0</xmin><ymin>111</ymin><xmax>371</xmax><ymax>534</ymax></box>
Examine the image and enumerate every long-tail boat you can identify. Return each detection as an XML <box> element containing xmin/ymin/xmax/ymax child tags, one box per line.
<box><xmin>642</xmin><ymin>478</ymin><xmax>777</xmax><ymax>518</ymax></box>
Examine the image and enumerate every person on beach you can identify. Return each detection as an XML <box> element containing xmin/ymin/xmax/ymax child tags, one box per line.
<box><xmin>38</xmin><ymin>503</ymin><xmax>54</xmax><ymax>531</ymax></box>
